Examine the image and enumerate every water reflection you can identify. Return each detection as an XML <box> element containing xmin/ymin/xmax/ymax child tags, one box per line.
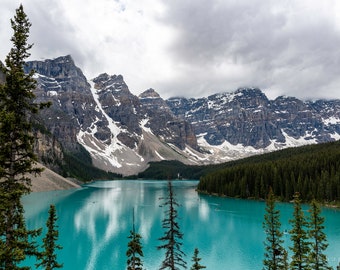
<box><xmin>74</xmin><ymin>188</ymin><xmax>124</xmax><ymax>270</ymax></box>
<box><xmin>198</xmin><ymin>199</ymin><xmax>210</xmax><ymax>220</ymax></box>
<box><xmin>72</xmin><ymin>181</ymin><xmax>171</xmax><ymax>269</ymax></box>
<box><xmin>22</xmin><ymin>180</ymin><xmax>340</xmax><ymax>270</ymax></box>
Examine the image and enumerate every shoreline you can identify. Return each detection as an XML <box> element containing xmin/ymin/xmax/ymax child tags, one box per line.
<box><xmin>197</xmin><ymin>189</ymin><xmax>340</xmax><ymax>209</ymax></box>
<box><xmin>29</xmin><ymin>164</ymin><xmax>81</xmax><ymax>192</ymax></box>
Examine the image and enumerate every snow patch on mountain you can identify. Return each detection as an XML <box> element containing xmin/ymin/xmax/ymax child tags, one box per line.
<box><xmin>33</xmin><ymin>73</ymin><xmax>62</xmax><ymax>91</ymax></box>
<box><xmin>25</xmin><ymin>56</ymin><xmax>340</xmax><ymax>176</ymax></box>
<box><xmin>323</xmin><ymin>117</ymin><xmax>340</xmax><ymax>125</ymax></box>
<box><xmin>196</xmin><ymin>134</ymin><xmax>265</xmax><ymax>162</ymax></box>
<box><xmin>140</xmin><ymin>118</ymin><xmax>153</xmax><ymax>134</ymax></box>
<box><xmin>195</xmin><ymin>128</ymin><xmax>329</xmax><ymax>164</ymax></box>
<box><xmin>281</xmin><ymin>130</ymin><xmax>317</xmax><ymax>146</ymax></box>
<box><xmin>154</xmin><ymin>150</ymin><xmax>165</xmax><ymax>160</ymax></box>
<box><xmin>88</xmin><ymin>81</ymin><xmax>124</xmax><ymax>147</ymax></box>
<box><xmin>76</xmin><ymin>81</ymin><xmax>147</xmax><ymax>175</ymax></box>
<box><xmin>330</xmin><ymin>133</ymin><xmax>340</xmax><ymax>140</ymax></box>
<box><xmin>47</xmin><ymin>91</ymin><xmax>58</xmax><ymax>97</ymax></box>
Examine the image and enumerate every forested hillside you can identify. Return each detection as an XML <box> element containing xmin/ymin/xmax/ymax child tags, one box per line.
<box><xmin>197</xmin><ymin>140</ymin><xmax>340</xmax><ymax>202</ymax></box>
<box><xmin>136</xmin><ymin>160</ymin><xmax>222</xmax><ymax>180</ymax></box>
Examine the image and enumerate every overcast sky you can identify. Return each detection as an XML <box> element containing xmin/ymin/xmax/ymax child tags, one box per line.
<box><xmin>1</xmin><ymin>0</ymin><xmax>340</xmax><ymax>100</ymax></box>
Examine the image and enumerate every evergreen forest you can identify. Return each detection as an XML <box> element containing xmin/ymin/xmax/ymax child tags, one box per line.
<box><xmin>197</xmin><ymin>140</ymin><xmax>340</xmax><ymax>203</ymax></box>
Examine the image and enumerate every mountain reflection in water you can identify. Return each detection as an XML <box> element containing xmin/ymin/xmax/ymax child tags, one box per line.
<box><xmin>22</xmin><ymin>180</ymin><xmax>340</xmax><ymax>269</ymax></box>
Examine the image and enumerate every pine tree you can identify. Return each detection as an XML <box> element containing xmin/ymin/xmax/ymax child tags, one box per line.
<box><xmin>0</xmin><ymin>197</ymin><xmax>41</xmax><ymax>269</ymax></box>
<box><xmin>0</xmin><ymin>6</ymin><xmax>40</xmax><ymax>192</ymax></box>
<box><xmin>0</xmin><ymin>4</ymin><xmax>46</xmax><ymax>268</ymax></box>
<box><xmin>190</xmin><ymin>248</ymin><xmax>206</xmax><ymax>270</ymax></box>
<box><xmin>307</xmin><ymin>200</ymin><xmax>332</xmax><ymax>270</ymax></box>
<box><xmin>36</xmin><ymin>205</ymin><xmax>63</xmax><ymax>270</ymax></box>
<box><xmin>158</xmin><ymin>180</ymin><xmax>187</xmax><ymax>269</ymax></box>
<box><xmin>126</xmin><ymin>208</ymin><xmax>144</xmax><ymax>270</ymax></box>
<box><xmin>282</xmin><ymin>250</ymin><xmax>289</xmax><ymax>270</ymax></box>
<box><xmin>289</xmin><ymin>192</ymin><xmax>310</xmax><ymax>270</ymax></box>
<box><xmin>262</xmin><ymin>189</ymin><xmax>287</xmax><ymax>270</ymax></box>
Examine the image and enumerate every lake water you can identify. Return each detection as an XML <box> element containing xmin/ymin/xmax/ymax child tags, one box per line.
<box><xmin>22</xmin><ymin>180</ymin><xmax>340</xmax><ymax>269</ymax></box>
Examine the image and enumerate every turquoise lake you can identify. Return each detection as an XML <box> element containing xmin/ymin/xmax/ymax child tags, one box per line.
<box><xmin>22</xmin><ymin>180</ymin><xmax>340</xmax><ymax>269</ymax></box>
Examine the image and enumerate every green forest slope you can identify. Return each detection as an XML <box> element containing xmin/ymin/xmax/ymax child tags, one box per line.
<box><xmin>197</xmin><ymin>140</ymin><xmax>340</xmax><ymax>202</ymax></box>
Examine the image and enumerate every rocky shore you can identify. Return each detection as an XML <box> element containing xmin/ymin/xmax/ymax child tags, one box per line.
<box><xmin>29</xmin><ymin>163</ymin><xmax>80</xmax><ymax>192</ymax></box>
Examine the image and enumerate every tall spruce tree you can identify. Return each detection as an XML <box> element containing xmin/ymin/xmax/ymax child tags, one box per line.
<box><xmin>0</xmin><ymin>4</ymin><xmax>45</xmax><ymax>268</ymax></box>
<box><xmin>190</xmin><ymin>248</ymin><xmax>206</xmax><ymax>270</ymax></box>
<box><xmin>36</xmin><ymin>205</ymin><xmax>63</xmax><ymax>270</ymax></box>
<box><xmin>126</xmin><ymin>208</ymin><xmax>144</xmax><ymax>270</ymax></box>
<box><xmin>283</xmin><ymin>250</ymin><xmax>289</xmax><ymax>270</ymax></box>
<box><xmin>158</xmin><ymin>180</ymin><xmax>187</xmax><ymax>270</ymax></box>
<box><xmin>0</xmin><ymin>5</ymin><xmax>40</xmax><ymax>191</ymax></box>
<box><xmin>289</xmin><ymin>192</ymin><xmax>310</xmax><ymax>270</ymax></box>
<box><xmin>263</xmin><ymin>189</ymin><xmax>287</xmax><ymax>270</ymax></box>
<box><xmin>307</xmin><ymin>200</ymin><xmax>332</xmax><ymax>270</ymax></box>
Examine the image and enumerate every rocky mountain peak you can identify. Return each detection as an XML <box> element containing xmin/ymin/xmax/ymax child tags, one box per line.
<box><xmin>235</xmin><ymin>87</ymin><xmax>263</xmax><ymax>95</ymax></box>
<box><xmin>53</xmin><ymin>54</ymin><xmax>74</xmax><ymax>64</ymax></box>
<box><xmin>25</xmin><ymin>55</ymin><xmax>89</xmax><ymax>95</ymax></box>
<box><xmin>274</xmin><ymin>95</ymin><xmax>303</xmax><ymax>104</ymax></box>
<box><xmin>139</xmin><ymin>88</ymin><xmax>161</xmax><ymax>99</ymax></box>
<box><xmin>139</xmin><ymin>88</ymin><xmax>167</xmax><ymax>111</ymax></box>
<box><xmin>25</xmin><ymin>55</ymin><xmax>81</xmax><ymax>78</ymax></box>
<box><xmin>92</xmin><ymin>73</ymin><xmax>128</xmax><ymax>93</ymax></box>
<box><xmin>23</xmin><ymin>55</ymin><xmax>340</xmax><ymax>176</ymax></box>
<box><xmin>232</xmin><ymin>87</ymin><xmax>270</xmax><ymax>107</ymax></box>
<box><xmin>167</xmin><ymin>87</ymin><xmax>340</xmax><ymax>150</ymax></box>
<box><xmin>25</xmin><ymin>56</ymin><xmax>109</xmax><ymax>152</ymax></box>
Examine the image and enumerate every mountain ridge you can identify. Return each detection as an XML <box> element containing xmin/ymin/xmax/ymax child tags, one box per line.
<box><xmin>23</xmin><ymin>55</ymin><xmax>340</xmax><ymax>176</ymax></box>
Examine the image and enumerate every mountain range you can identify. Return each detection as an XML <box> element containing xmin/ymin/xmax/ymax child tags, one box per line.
<box><xmin>22</xmin><ymin>55</ymin><xmax>340</xmax><ymax>176</ymax></box>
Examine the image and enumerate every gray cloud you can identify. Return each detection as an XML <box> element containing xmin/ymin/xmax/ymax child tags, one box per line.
<box><xmin>158</xmin><ymin>0</ymin><xmax>340</xmax><ymax>100</ymax></box>
<box><xmin>2</xmin><ymin>1</ymin><xmax>340</xmax><ymax>101</ymax></box>
<box><xmin>26</xmin><ymin>1</ymin><xmax>87</xmax><ymax>65</ymax></box>
<box><xmin>1</xmin><ymin>1</ymin><xmax>84</xmax><ymax>64</ymax></box>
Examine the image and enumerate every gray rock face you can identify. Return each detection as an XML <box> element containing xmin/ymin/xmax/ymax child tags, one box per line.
<box><xmin>23</xmin><ymin>55</ymin><xmax>340</xmax><ymax>175</ymax></box>
<box><xmin>91</xmin><ymin>74</ymin><xmax>198</xmax><ymax>150</ymax></box>
<box><xmin>93</xmin><ymin>73</ymin><xmax>142</xmax><ymax>148</ymax></box>
<box><xmin>167</xmin><ymin>89</ymin><xmax>274</xmax><ymax>147</ymax></box>
<box><xmin>167</xmin><ymin>88</ymin><xmax>340</xmax><ymax>149</ymax></box>
<box><xmin>25</xmin><ymin>56</ymin><xmax>199</xmax><ymax>175</ymax></box>
<box><xmin>25</xmin><ymin>55</ymin><xmax>110</xmax><ymax>151</ymax></box>
<box><xmin>138</xmin><ymin>88</ymin><xmax>198</xmax><ymax>150</ymax></box>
